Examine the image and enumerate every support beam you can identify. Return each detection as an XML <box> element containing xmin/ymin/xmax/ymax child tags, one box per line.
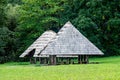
<box><xmin>61</xmin><ymin>57</ymin><xmax>64</xmax><ymax>64</ymax></box>
<box><xmin>44</xmin><ymin>58</ymin><xmax>47</xmax><ymax>64</ymax></box>
<box><xmin>81</xmin><ymin>55</ymin><xmax>83</xmax><ymax>64</ymax></box>
<box><xmin>49</xmin><ymin>55</ymin><xmax>56</xmax><ymax>65</ymax></box>
<box><xmin>85</xmin><ymin>55</ymin><xmax>89</xmax><ymax>64</ymax></box>
<box><xmin>66</xmin><ymin>57</ymin><xmax>69</xmax><ymax>64</ymax></box>
<box><xmin>39</xmin><ymin>57</ymin><xmax>41</xmax><ymax>64</ymax></box>
<box><xmin>72</xmin><ymin>58</ymin><xmax>74</xmax><ymax>64</ymax></box>
<box><xmin>83</xmin><ymin>55</ymin><xmax>86</xmax><ymax>63</ymax></box>
<box><xmin>46</xmin><ymin>57</ymin><xmax>49</xmax><ymax>64</ymax></box>
<box><xmin>30</xmin><ymin>58</ymin><xmax>32</xmax><ymax>64</ymax></box>
<box><xmin>68</xmin><ymin>58</ymin><xmax>71</xmax><ymax>64</ymax></box>
<box><xmin>44</xmin><ymin>57</ymin><xmax>49</xmax><ymax>64</ymax></box>
<box><xmin>34</xmin><ymin>57</ymin><xmax>37</xmax><ymax>64</ymax></box>
<box><xmin>53</xmin><ymin>55</ymin><xmax>56</xmax><ymax>65</ymax></box>
<box><xmin>56</xmin><ymin>57</ymin><xmax>58</xmax><ymax>65</ymax></box>
<box><xmin>39</xmin><ymin>58</ymin><xmax>44</xmax><ymax>64</ymax></box>
<box><xmin>78</xmin><ymin>55</ymin><xmax>81</xmax><ymax>64</ymax></box>
<box><xmin>82</xmin><ymin>55</ymin><xmax>86</xmax><ymax>63</ymax></box>
<box><xmin>42</xmin><ymin>58</ymin><xmax>45</xmax><ymax>64</ymax></box>
<box><xmin>80</xmin><ymin>55</ymin><xmax>82</xmax><ymax>63</ymax></box>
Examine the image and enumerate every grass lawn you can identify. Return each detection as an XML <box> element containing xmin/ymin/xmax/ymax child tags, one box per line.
<box><xmin>0</xmin><ymin>56</ymin><xmax>120</xmax><ymax>80</ymax></box>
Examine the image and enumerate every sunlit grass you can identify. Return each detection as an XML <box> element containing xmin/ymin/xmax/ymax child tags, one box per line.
<box><xmin>0</xmin><ymin>56</ymin><xmax>120</xmax><ymax>80</ymax></box>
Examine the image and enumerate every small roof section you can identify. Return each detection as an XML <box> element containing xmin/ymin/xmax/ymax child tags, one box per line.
<box><xmin>40</xmin><ymin>21</ymin><xmax>104</xmax><ymax>56</ymax></box>
<box><xmin>19</xmin><ymin>30</ymin><xmax>56</xmax><ymax>57</ymax></box>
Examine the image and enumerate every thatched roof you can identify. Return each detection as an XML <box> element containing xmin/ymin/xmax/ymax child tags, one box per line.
<box><xmin>40</xmin><ymin>21</ymin><xmax>104</xmax><ymax>56</ymax></box>
<box><xmin>19</xmin><ymin>30</ymin><xmax>56</xmax><ymax>57</ymax></box>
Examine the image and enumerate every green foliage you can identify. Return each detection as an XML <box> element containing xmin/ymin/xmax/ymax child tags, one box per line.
<box><xmin>1</xmin><ymin>0</ymin><xmax>120</xmax><ymax>63</ymax></box>
<box><xmin>8</xmin><ymin>0</ymin><xmax>22</xmax><ymax>5</ymax></box>
<box><xmin>61</xmin><ymin>0</ymin><xmax>120</xmax><ymax>56</ymax></box>
<box><xmin>0</xmin><ymin>0</ymin><xmax>7</xmax><ymax>27</ymax></box>
<box><xmin>102</xmin><ymin>18</ymin><xmax>120</xmax><ymax>55</ymax></box>
<box><xmin>0</xmin><ymin>1</ymin><xmax>18</xmax><ymax>63</ymax></box>
<box><xmin>0</xmin><ymin>27</ymin><xmax>16</xmax><ymax>63</ymax></box>
<box><xmin>0</xmin><ymin>0</ymin><xmax>8</xmax><ymax>63</ymax></box>
<box><xmin>6</xmin><ymin>4</ymin><xmax>19</xmax><ymax>31</ymax></box>
<box><xmin>16</xmin><ymin>0</ymin><xmax>63</xmax><ymax>55</ymax></box>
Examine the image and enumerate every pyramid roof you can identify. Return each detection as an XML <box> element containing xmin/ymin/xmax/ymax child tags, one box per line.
<box><xmin>40</xmin><ymin>21</ymin><xmax>104</xmax><ymax>56</ymax></box>
<box><xmin>19</xmin><ymin>30</ymin><xmax>56</xmax><ymax>57</ymax></box>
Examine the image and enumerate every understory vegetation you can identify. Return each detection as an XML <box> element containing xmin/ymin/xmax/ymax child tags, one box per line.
<box><xmin>0</xmin><ymin>0</ymin><xmax>120</xmax><ymax>63</ymax></box>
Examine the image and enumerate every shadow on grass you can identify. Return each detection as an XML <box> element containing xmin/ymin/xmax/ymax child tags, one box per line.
<box><xmin>1</xmin><ymin>61</ymin><xmax>110</xmax><ymax>67</ymax></box>
<box><xmin>1</xmin><ymin>62</ymin><xmax>31</xmax><ymax>66</ymax></box>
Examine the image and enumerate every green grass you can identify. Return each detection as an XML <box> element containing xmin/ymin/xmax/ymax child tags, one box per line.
<box><xmin>0</xmin><ymin>56</ymin><xmax>120</xmax><ymax>80</ymax></box>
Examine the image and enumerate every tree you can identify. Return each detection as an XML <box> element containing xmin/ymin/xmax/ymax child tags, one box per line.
<box><xmin>16</xmin><ymin>0</ymin><xmax>64</xmax><ymax>55</ymax></box>
<box><xmin>8</xmin><ymin>0</ymin><xmax>22</xmax><ymax>5</ymax></box>
<box><xmin>6</xmin><ymin>4</ymin><xmax>19</xmax><ymax>31</ymax></box>
<box><xmin>0</xmin><ymin>0</ymin><xmax>7</xmax><ymax>63</ymax></box>
<box><xmin>0</xmin><ymin>0</ymin><xmax>18</xmax><ymax>63</ymax></box>
<box><xmin>61</xmin><ymin>0</ymin><xmax>120</xmax><ymax>56</ymax></box>
<box><xmin>0</xmin><ymin>27</ymin><xmax>16</xmax><ymax>63</ymax></box>
<box><xmin>0</xmin><ymin>0</ymin><xmax>7</xmax><ymax>27</ymax></box>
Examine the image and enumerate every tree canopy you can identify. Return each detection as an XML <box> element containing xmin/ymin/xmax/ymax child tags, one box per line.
<box><xmin>0</xmin><ymin>0</ymin><xmax>120</xmax><ymax>63</ymax></box>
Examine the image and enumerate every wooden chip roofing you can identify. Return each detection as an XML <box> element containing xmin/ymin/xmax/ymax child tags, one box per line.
<box><xmin>40</xmin><ymin>21</ymin><xmax>104</xmax><ymax>56</ymax></box>
<box><xmin>20</xmin><ymin>21</ymin><xmax>104</xmax><ymax>58</ymax></box>
<box><xmin>19</xmin><ymin>30</ymin><xmax>56</xmax><ymax>57</ymax></box>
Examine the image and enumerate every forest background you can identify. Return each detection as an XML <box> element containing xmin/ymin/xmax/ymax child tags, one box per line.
<box><xmin>0</xmin><ymin>0</ymin><xmax>120</xmax><ymax>63</ymax></box>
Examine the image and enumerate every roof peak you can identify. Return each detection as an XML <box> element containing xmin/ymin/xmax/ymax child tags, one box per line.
<box><xmin>65</xmin><ymin>21</ymin><xmax>72</xmax><ymax>25</ymax></box>
<box><xmin>66</xmin><ymin>21</ymin><xmax>72</xmax><ymax>24</ymax></box>
<box><xmin>63</xmin><ymin>21</ymin><xmax>74</xmax><ymax>28</ymax></box>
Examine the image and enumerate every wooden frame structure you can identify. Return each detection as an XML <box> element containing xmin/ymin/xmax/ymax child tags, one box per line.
<box><xmin>37</xmin><ymin>55</ymin><xmax>88</xmax><ymax>65</ymax></box>
<box><xmin>39</xmin><ymin>21</ymin><xmax>104</xmax><ymax>65</ymax></box>
<box><xmin>19</xmin><ymin>30</ymin><xmax>56</xmax><ymax>64</ymax></box>
<box><xmin>20</xmin><ymin>21</ymin><xmax>104</xmax><ymax>65</ymax></box>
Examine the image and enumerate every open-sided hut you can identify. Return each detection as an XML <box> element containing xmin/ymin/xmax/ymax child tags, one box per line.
<box><xmin>40</xmin><ymin>21</ymin><xmax>104</xmax><ymax>65</ymax></box>
<box><xmin>19</xmin><ymin>30</ymin><xmax>56</xmax><ymax>63</ymax></box>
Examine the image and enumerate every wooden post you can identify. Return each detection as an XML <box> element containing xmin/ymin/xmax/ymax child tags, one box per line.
<box><xmin>30</xmin><ymin>58</ymin><xmax>32</xmax><ymax>64</ymax></box>
<box><xmin>49</xmin><ymin>55</ymin><xmax>52</xmax><ymax>65</ymax></box>
<box><xmin>49</xmin><ymin>55</ymin><xmax>56</xmax><ymax>65</ymax></box>
<box><xmin>80</xmin><ymin>55</ymin><xmax>83</xmax><ymax>64</ymax></box>
<box><xmin>78</xmin><ymin>55</ymin><xmax>80</xmax><ymax>64</ymax></box>
<box><xmin>56</xmin><ymin>57</ymin><xmax>58</xmax><ymax>65</ymax></box>
<box><xmin>42</xmin><ymin>58</ymin><xmax>45</xmax><ymax>64</ymax></box>
<box><xmin>44</xmin><ymin>58</ymin><xmax>46</xmax><ymax>64</ymax></box>
<box><xmin>53</xmin><ymin>55</ymin><xmax>57</xmax><ymax>65</ymax></box>
<box><xmin>68</xmin><ymin>58</ymin><xmax>71</xmax><ymax>64</ymax></box>
<box><xmin>34</xmin><ymin>57</ymin><xmax>37</xmax><ymax>64</ymax></box>
<box><xmin>39</xmin><ymin>58</ymin><xmax>44</xmax><ymax>64</ymax></box>
<box><xmin>39</xmin><ymin>57</ymin><xmax>41</xmax><ymax>64</ymax></box>
<box><xmin>61</xmin><ymin>57</ymin><xmax>64</xmax><ymax>64</ymax></box>
<box><xmin>44</xmin><ymin>57</ymin><xmax>48</xmax><ymax>64</ymax></box>
<box><xmin>46</xmin><ymin>57</ymin><xmax>49</xmax><ymax>64</ymax></box>
<box><xmin>85</xmin><ymin>55</ymin><xmax>89</xmax><ymax>64</ymax></box>
<box><xmin>57</xmin><ymin>57</ymin><xmax>59</xmax><ymax>64</ymax></box>
<box><xmin>66</xmin><ymin>57</ymin><xmax>69</xmax><ymax>64</ymax></box>
<box><xmin>83</xmin><ymin>55</ymin><xmax>85</xmax><ymax>63</ymax></box>
<box><xmin>72</xmin><ymin>58</ymin><xmax>74</xmax><ymax>64</ymax></box>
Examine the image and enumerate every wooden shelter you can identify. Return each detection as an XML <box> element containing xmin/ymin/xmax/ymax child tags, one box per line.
<box><xmin>40</xmin><ymin>21</ymin><xmax>104</xmax><ymax>65</ymax></box>
<box><xmin>20</xmin><ymin>21</ymin><xmax>104</xmax><ymax>65</ymax></box>
<box><xmin>19</xmin><ymin>30</ymin><xmax>56</xmax><ymax>63</ymax></box>
<box><xmin>19</xmin><ymin>30</ymin><xmax>77</xmax><ymax>64</ymax></box>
